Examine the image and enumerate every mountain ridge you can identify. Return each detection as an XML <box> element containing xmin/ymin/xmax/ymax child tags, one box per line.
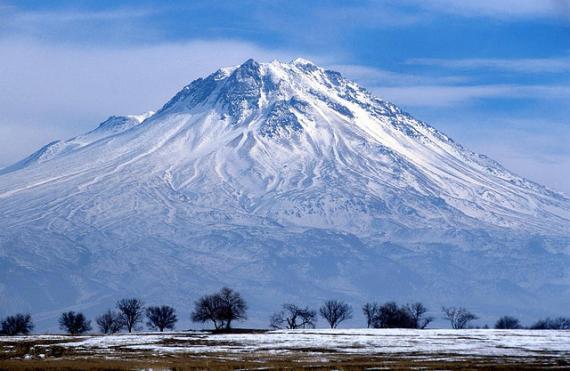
<box><xmin>0</xmin><ymin>58</ymin><xmax>568</xmax><ymax>329</ymax></box>
<box><xmin>2</xmin><ymin>58</ymin><xmax>566</xmax><ymax>233</ymax></box>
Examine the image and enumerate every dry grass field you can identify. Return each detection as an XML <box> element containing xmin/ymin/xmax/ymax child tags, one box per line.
<box><xmin>1</xmin><ymin>329</ymin><xmax>569</xmax><ymax>370</ymax></box>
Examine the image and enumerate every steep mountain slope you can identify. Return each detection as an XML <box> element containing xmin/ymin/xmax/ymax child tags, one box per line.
<box><xmin>0</xmin><ymin>59</ymin><xmax>569</xmax><ymax>329</ymax></box>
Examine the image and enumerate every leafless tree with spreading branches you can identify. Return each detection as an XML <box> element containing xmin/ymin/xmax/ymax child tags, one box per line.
<box><xmin>442</xmin><ymin>306</ymin><xmax>478</xmax><ymax>329</ymax></box>
<box><xmin>362</xmin><ymin>303</ymin><xmax>380</xmax><ymax>328</ymax></box>
<box><xmin>270</xmin><ymin>304</ymin><xmax>317</xmax><ymax>329</ymax></box>
<box><xmin>191</xmin><ymin>287</ymin><xmax>247</xmax><ymax>330</ymax></box>
<box><xmin>146</xmin><ymin>305</ymin><xmax>178</xmax><ymax>332</ymax></box>
<box><xmin>319</xmin><ymin>300</ymin><xmax>353</xmax><ymax>328</ymax></box>
<box><xmin>116</xmin><ymin>298</ymin><xmax>145</xmax><ymax>333</ymax></box>
<box><xmin>405</xmin><ymin>302</ymin><xmax>433</xmax><ymax>329</ymax></box>
<box><xmin>0</xmin><ymin>314</ymin><xmax>34</xmax><ymax>335</ymax></box>
<box><xmin>59</xmin><ymin>311</ymin><xmax>91</xmax><ymax>335</ymax></box>
<box><xmin>96</xmin><ymin>310</ymin><xmax>125</xmax><ymax>334</ymax></box>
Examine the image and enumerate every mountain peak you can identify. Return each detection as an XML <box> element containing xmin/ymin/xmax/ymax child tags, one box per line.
<box><xmin>159</xmin><ymin>58</ymin><xmax>342</xmax><ymax>119</ymax></box>
<box><xmin>92</xmin><ymin>111</ymin><xmax>154</xmax><ymax>133</ymax></box>
<box><xmin>291</xmin><ymin>57</ymin><xmax>316</xmax><ymax>66</ymax></box>
<box><xmin>2</xmin><ymin>58</ymin><xmax>569</xmax><ymax>235</ymax></box>
<box><xmin>127</xmin><ymin>111</ymin><xmax>155</xmax><ymax>123</ymax></box>
<box><xmin>241</xmin><ymin>58</ymin><xmax>261</xmax><ymax>68</ymax></box>
<box><xmin>1</xmin><ymin>57</ymin><xmax>569</xmax><ymax>327</ymax></box>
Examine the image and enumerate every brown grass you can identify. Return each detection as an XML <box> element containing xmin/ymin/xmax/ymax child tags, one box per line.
<box><xmin>1</xmin><ymin>334</ymin><xmax>569</xmax><ymax>370</ymax></box>
<box><xmin>2</xmin><ymin>351</ymin><xmax>569</xmax><ymax>370</ymax></box>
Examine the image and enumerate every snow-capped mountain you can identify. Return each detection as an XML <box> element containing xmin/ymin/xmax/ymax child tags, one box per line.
<box><xmin>1</xmin><ymin>58</ymin><xmax>569</xmax><ymax>329</ymax></box>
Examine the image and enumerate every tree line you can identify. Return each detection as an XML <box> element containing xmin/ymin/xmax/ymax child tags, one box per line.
<box><xmin>1</xmin><ymin>288</ymin><xmax>569</xmax><ymax>335</ymax></box>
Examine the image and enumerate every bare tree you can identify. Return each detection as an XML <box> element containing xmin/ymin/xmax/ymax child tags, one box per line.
<box><xmin>96</xmin><ymin>310</ymin><xmax>125</xmax><ymax>334</ymax></box>
<box><xmin>116</xmin><ymin>298</ymin><xmax>144</xmax><ymax>333</ymax></box>
<box><xmin>270</xmin><ymin>304</ymin><xmax>317</xmax><ymax>329</ymax></box>
<box><xmin>530</xmin><ymin>317</ymin><xmax>570</xmax><ymax>330</ymax></box>
<box><xmin>319</xmin><ymin>300</ymin><xmax>353</xmax><ymax>328</ymax></box>
<box><xmin>0</xmin><ymin>314</ymin><xmax>34</xmax><ymax>335</ymax></box>
<box><xmin>548</xmin><ymin>317</ymin><xmax>570</xmax><ymax>329</ymax></box>
<box><xmin>216</xmin><ymin>287</ymin><xmax>247</xmax><ymax>329</ymax></box>
<box><xmin>553</xmin><ymin>318</ymin><xmax>570</xmax><ymax>329</ymax></box>
<box><xmin>442</xmin><ymin>306</ymin><xmax>478</xmax><ymax>329</ymax></box>
<box><xmin>191</xmin><ymin>287</ymin><xmax>247</xmax><ymax>330</ymax></box>
<box><xmin>59</xmin><ymin>311</ymin><xmax>91</xmax><ymax>335</ymax></box>
<box><xmin>146</xmin><ymin>305</ymin><xmax>178</xmax><ymax>332</ymax></box>
<box><xmin>192</xmin><ymin>294</ymin><xmax>225</xmax><ymax>329</ymax></box>
<box><xmin>405</xmin><ymin>302</ymin><xmax>433</xmax><ymax>329</ymax></box>
<box><xmin>494</xmin><ymin>315</ymin><xmax>522</xmax><ymax>329</ymax></box>
<box><xmin>362</xmin><ymin>303</ymin><xmax>380</xmax><ymax>328</ymax></box>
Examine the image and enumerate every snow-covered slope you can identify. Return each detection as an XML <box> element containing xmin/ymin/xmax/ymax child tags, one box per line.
<box><xmin>0</xmin><ymin>59</ymin><xmax>569</xmax><ymax>329</ymax></box>
<box><xmin>0</xmin><ymin>112</ymin><xmax>154</xmax><ymax>175</ymax></box>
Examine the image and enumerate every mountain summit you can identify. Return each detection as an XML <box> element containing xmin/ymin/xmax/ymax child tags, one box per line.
<box><xmin>1</xmin><ymin>58</ymin><xmax>569</xmax><ymax>328</ymax></box>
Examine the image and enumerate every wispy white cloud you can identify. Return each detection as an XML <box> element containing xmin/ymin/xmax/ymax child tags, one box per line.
<box><xmin>329</xmin><ymin>64</ymin><xmax>469</xmax><ymax>86</ymax></box>
<box><xmin>310</xmin><ymin>3</ymin><xmax>424</xmax><ymax>28</ymax></box>
<box><xmin>438</xmin><ymin>116</ymin><xmax>570</xmax><ymax>195</ymax></box>
<box><xmin>327</xmin><ymin>62</ymin><xmax>570</xmax><ymax>110</ymax></box>
<box><xmin>372</xmin><ymin>84</ymin><xmax>570</xmax><ymax>107</ymax></box>
<box><xmin>498</xmin><ymin>153</ymin><xmax>570</xmax><ymax>196</ymax></box>
<box><xmin>410</xmin><ymin>0</ymin><xmax>570</xmax><ymax>20</ymax></box>
<box><xmin>0</xmin><ymin>4</ymin><xmax>165</xmax><ymax>42</ymax></box>
<box><xmin>407</xmin><ymin>57</ymin><xmax>570</xmax><ymax>73</ymax></box>
<box><xmin>12</xmin><ymin>7</ymin><xmax>157</xmax><ymax>22</ymax></box>
<box><xmin>333</xmin><ymin>63</ymin><xmax>570</xmax><ymax>107</ymax></box>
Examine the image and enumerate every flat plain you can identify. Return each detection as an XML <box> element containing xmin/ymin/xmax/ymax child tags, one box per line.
<box><xmin>1</xmin><ymin>329</ymin><xmax>569</xmax><ymax>369</ymax></box>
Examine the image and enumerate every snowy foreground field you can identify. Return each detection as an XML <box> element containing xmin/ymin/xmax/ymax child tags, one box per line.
<box><xmin>1</xmin><ymin>329</ymin><xmax>569</xmax><ymax>369</ymax></box>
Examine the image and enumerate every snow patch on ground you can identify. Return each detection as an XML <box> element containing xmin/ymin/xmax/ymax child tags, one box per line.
<box><xmin>3</xmin><ymin>329</ymin><xmax>569</xmax><ymax>358</ymax></box>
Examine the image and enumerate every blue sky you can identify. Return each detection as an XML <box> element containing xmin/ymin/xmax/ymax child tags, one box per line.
<box><xmin>0</xmin><ymin>0</ymin><xmax>569</xmax><ymax>194</ymax></box>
